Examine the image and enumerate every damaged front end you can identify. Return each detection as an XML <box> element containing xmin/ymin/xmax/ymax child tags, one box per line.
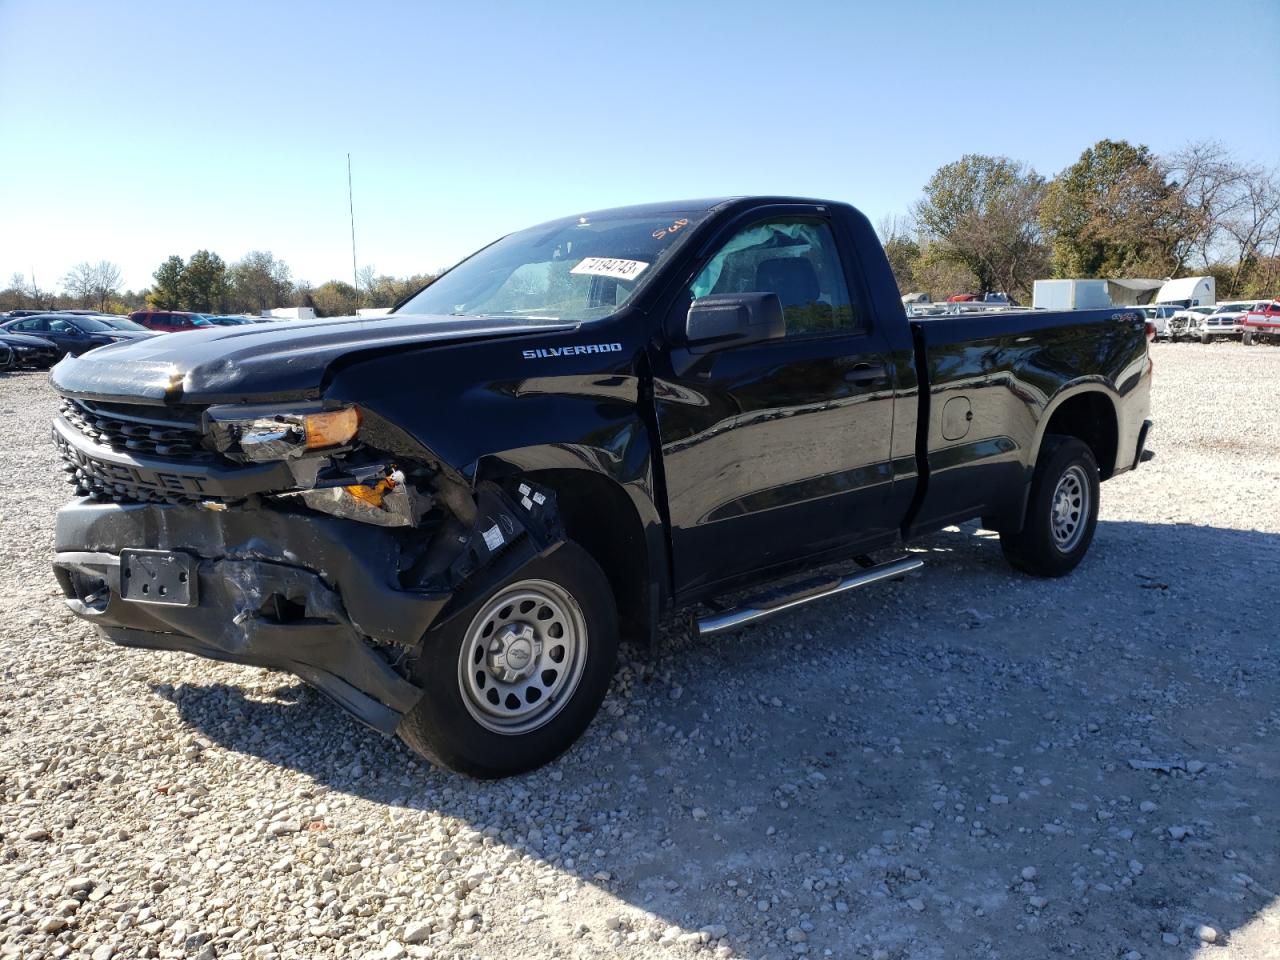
<box><xmin>51</xmin><ymin>394</ymin><xmax>564</xmax><ymax>733</ymax></box>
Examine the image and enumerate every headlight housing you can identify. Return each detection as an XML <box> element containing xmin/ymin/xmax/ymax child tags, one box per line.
<box><xmin>205</xmin><ymin>404</ymin><xmax>361</xmax><ymax>462</ymax></box>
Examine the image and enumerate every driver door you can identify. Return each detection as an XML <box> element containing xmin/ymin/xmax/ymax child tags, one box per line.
<box><xmin>652</xmin><ymin>211</ymin><xmax>899</xmax><ymax>596</ymax></box>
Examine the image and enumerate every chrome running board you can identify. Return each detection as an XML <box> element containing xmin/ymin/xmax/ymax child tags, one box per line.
<box><xmin>694</xmin><ymin>556</ymin><xmax>923</xmax><ymax>636</ymax></box>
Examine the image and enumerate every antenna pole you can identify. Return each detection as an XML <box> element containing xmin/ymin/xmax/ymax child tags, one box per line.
<box><xmin>348</xmin><ymin>153</ymin><xmax>358</xmax><ymax>306</ymax></box>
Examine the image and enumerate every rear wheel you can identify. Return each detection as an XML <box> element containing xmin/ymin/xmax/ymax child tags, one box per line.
<box><xmin>397</xmin><ymin>541</ymin><xmax>618</xmax><ymax>778</ymax></box>
<box><xmin>1000</xmin><ymin>435</ymin><xmax>1100</xmax><ymax>578</ymax></box>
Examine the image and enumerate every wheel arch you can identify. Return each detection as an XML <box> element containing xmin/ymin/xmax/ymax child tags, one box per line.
<box><xmin>1031</xmin><ymin>384</ymin><xmax>1120</xmax><ymax>481</ymax></box>
<box><xmin>473</xmin><ymin>450</ymin><xmax>668</xmax><ymax>652</ymax></box>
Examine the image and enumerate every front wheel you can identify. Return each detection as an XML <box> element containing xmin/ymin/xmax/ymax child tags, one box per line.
<box><xmin>1200</xmin><ymin>332</ymin><xmax>1212</xmax><ymax>344</ymax></box>
<box><xmin>398</xmin><ymin>541</ymin><xmax>618</xmax><ymax>778</ymax></box>
<box><xmin>1242</xmin><ymin>330</ymin><xmax>1254</xmax><ymax>346</ymax></box>
<box><xmin>1000</xmin><ymin>435</ymin><xmax>1100</xmax><ymax>578</ymax></box>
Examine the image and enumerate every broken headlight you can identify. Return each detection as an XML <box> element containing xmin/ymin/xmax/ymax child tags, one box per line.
<box><xmin>205</xmin><ymin>404</ymin><xmax>361</xmax><ymax>462</ymax></box>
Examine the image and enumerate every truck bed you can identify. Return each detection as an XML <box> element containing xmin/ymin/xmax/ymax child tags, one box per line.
<box><xmin>905</xmin><ymin>307</ymin><xmax>1150</xmax><ymax>537</ymax></box>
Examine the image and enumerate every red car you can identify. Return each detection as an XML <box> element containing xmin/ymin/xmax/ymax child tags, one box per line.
<box><xmin>128</xmin><ymin>310</ymin><xmax>215</xmax><ymax>333</ymax></box>
<box><xmin>1241</xmin><ymin>300</ymin><xmax>1280</xmax><ymax>345</ymax></box>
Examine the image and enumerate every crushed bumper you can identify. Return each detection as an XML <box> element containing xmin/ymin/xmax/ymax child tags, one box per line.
<box><xmin>53</xmin><ymin>500</ymin><xmax>450</xmax><ymax>732</ymax></box>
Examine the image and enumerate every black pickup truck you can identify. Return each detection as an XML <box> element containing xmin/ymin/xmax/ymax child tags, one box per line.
<box><xmin>50</xmin><ymin>197</ymin><xmax>1153</xmax><ymax>777</ymax></box>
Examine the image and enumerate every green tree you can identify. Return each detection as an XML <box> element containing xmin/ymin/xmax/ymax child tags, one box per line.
<box><xmin>912</xmin><ymin>155</ymin><xmax>1048</xmax><ymax>299</ymax></box>
<box><xmin>149</xmin><ymin>256</ymin><xmax>186</xmax><ymax>309</ymax></box>
<box><xmin>228</xmin><ymin>251</ymin><xmax>292</xmax><ymax>313</ymax></box>
<box><xmin>1041</xmin><ymin>139</ymin><xmax>1194</xmax><ymax>278</ymax></box>
<box><xmin>312</xmin><ymin>280</ymin><xmax>358</xmax><ymax>317</ymax></box>
<box><xmin>876</xmin><ymin>215</ymin><xmax>920</xmax><ymax>295</ymax></box>
<box><xmin>364</xmin><ymin>272</ymin><xmax>437</xmax><ymax>308</ymax></box>
<box><xmin>179</xmin><ymin>250</ymin><xmax>229</xmax><ymax>312</ymax></box>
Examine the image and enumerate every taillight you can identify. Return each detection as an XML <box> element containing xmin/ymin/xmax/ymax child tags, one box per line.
<box><xmin>1144</xmin><ymin>321</ymin><xmax>1156</xmax><ymax>342</ymax></box>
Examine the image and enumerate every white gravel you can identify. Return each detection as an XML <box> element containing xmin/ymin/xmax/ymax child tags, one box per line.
<box><xmin>1</xmin><ymin>341</ymin><xmax>1278</xmax><ymax>959</ymax></box>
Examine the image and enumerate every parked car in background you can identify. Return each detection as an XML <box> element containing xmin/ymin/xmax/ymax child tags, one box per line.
<box><xmin>1133</xmin><ymin>304</ymin><xmax>1181</xmax><ymax>339</ymax></box>
<box><xmin>128</xmin><ymin>310</ymin><xmax>216</xmax><ymax>333</ymax></box>
<box><xmin>1241</xmin><ymin>300</ymin><xmax>1280</xmax><ymax>345</ymax></box>
<box><xmin>94</xmin><ymin>315</ymin><xmax>152</xmax><ymax>332</ymax></box>
<box><xmin>1190</xmin><ymin>300</ymin><xmax>1267</xmax><ymax>342</ymax></box>
<box><xmin>0</xmin><ymin>331</ymin><xmax>61</xmax><ymax>368</ymax></box>
<box><xmin>1</xmin><ymin>309</ymin><xmax>56</xmax><ymax>319</ymax></box>
<box><xmin>1167</xmin><ymin>305</ymin><xmax>1215</xmax><ymax>341</ymax></box>
<box><xmin>0</xmin><ymin>313</ymin><xmax>154</xmax><ymax>357</ymax></box>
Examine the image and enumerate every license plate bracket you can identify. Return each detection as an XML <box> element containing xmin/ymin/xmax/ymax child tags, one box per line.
<box><xmin>119</xmin><ymin>549</ymin><xmax>197</xmax><ymax>606</ymax></box>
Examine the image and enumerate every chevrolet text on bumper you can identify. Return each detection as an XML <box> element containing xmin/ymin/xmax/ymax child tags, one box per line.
<box><xmin>50</xmin><ymin>196</ymin><xmax>1153</xmax><ymax>777</ymax></box>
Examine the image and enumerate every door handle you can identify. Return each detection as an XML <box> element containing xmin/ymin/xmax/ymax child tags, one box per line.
<box><xmin>844</xmin><ymin>364</ymin><xmax>887</xmax><ymax>385</ymax></box>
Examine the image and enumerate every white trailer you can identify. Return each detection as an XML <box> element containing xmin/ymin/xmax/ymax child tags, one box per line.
<box><xmin>1032</xmin><ymin>279</ymin><xmax>1114</xmax><ymax>311</ymax></box>
<box><xmin>260</xmin><ymin>307</ymin><xmax>317</xmax><ymax>321</ymax></box>
<box><xmin>1154</xmin><ymin>276</ymin><xmax>1216</xmax><ymax>308</ymax></box>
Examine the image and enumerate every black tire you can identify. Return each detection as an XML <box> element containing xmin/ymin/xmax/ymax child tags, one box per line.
<box><xmin>1242</xmin><ymin>330</ymin><xmax>1254</xmax><ymax>346</ymax></box>
<box><xmin>397</xmin><ymin>541</ymin><xmax>618</xmax><ymax>778</ymax></box>
<box><xmin>1000</xmin><ymin>435</ymin><xmax>1100</xmax><ymax>578</ymax></box>
<box><xmin>1200</xmin><ymin>332</ymin><xmax>1212</xmax><ymax>344</ymax></box>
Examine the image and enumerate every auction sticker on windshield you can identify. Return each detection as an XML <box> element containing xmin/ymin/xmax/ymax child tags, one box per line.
<box><xmin>570</xmin><ymin>257</ymin><xmax>649</xmax><ymax>281</ymax></box>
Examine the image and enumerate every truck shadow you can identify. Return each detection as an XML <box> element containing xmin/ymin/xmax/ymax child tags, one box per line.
<box><xmin>159</xmin><ymin>518</ymin><xmax>1279</xmax><ymax>956</ymax></box>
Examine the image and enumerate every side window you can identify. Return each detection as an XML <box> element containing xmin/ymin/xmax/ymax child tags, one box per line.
<box><xmin>690</xmin><ymin>219</ymin><xmax>861</xmax><ymax>336</ymax></box>
<box><xmin>49</xmin><ymin>319</ymin><xmax>74</xmax><ymax>333</ymax></box>
<box><xmin>13</xmin><ymin>318</ymin><xmax>38</xmax><ymax>331</ymax></box>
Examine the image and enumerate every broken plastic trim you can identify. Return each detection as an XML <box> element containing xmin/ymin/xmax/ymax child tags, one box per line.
<box><xmin>298</xmin><ymin>469</ymin><xmax>428</xmax><ymax>527</ymax></box>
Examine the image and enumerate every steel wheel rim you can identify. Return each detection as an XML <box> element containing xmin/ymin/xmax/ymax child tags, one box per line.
<box><xmin>457</xmin><ymin>579</ymin><xmax>588</xmax><ymax>735</ymax></box>
<box><xmin>1050</xmin><ymin>464</ymin><xmax>1090</xmax><ymax>552</ymax></box>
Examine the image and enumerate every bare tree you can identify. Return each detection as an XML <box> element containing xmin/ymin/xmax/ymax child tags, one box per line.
<box><xmin>1167</xmin><ymin>142</ymin><xmax>1280</xmax><ymax>292</ymax></box>
<box><xmin>90</xmin><ymin>261</ymin><xmax>123</xmax><ymax>312</ymax></box>
<box><xmin>62</xmin><ymin>263</ymin><xmax>96</xmax><ymax>307</ymax></box>
<box><xmin>63</xmin><ymin>261</ymin><xmax>123</xmax><ymax>311</ymax></box>
<box><xmin>0</xmin><ymin>273</ymin><xmax>30</xmax><ymax>311</ymax></box>
<box><xmin>355</xmin><ymin>264</ymin><xmax>377</xmax><ymax>306</ymax></box>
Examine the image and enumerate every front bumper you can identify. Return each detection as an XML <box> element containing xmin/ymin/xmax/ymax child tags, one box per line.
<box><xmin>53</xmin><ymin>500</ymin><xmax>449</xmax><ymax>732</ymax></box>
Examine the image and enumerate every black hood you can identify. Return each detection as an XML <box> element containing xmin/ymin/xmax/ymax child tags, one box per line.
<box><xmin>51</xmin><ymin>313</ymin><xmax>575</xmax><ymax>404</ymax></box>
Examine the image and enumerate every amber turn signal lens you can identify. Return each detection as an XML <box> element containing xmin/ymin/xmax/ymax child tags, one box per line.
<box><xmin>303</xmin><ymin>407</ymin><xmax>360</xmax><ymax>449</ymax></box>
<box><xmin>343</xmin><ymin>475</ymin><xmax>396</xmax><ymax>508</ymax></box>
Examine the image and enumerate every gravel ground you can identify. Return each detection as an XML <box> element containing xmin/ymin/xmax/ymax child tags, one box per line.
<box><xmin>1</xmin><ymin>342</ymin><xmax>1277</xmax><ymax>960</ymax></box>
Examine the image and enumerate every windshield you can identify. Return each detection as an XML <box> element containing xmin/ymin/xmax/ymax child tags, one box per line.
<box><xmin>99</xmin><ymin>316</ymin><xmax>147</xmax><ymax>331</ymax></box>
<box><xmin>397</xmin><ymin>209</ymin><xmax>709</xmax><ymax>322</ymax></box>
<box><xmin>71</xmin><ymin>316</ymin><xmax>119</xmax><ymax>332</ymax></box>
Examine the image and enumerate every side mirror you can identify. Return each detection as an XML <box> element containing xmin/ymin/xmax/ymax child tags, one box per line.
<box><xmin>684</xmin><ymin>292</ymin><xmax>785</xmax><ymax>355</ymax></box>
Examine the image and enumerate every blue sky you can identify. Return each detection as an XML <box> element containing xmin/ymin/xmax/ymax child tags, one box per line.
<box><xmin>2</xmin><ymin>0</ymin><xmax>1277</xmax><ymax>292</ymax></box>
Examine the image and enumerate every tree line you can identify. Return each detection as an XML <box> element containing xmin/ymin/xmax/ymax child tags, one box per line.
<box><xmin>4</xmin><ymin>137</ymin><xmax>1276</xmax><ymax>316</ymax></box>
<box><xmin>0</xmin><ymin>250</ymin><xmax>436</xmax><ymax>317</ymax></box>
<box><xmin>884</xmin><ymin>139</ymin><xmax>1279</xmax><ymax>303</ymax></box>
